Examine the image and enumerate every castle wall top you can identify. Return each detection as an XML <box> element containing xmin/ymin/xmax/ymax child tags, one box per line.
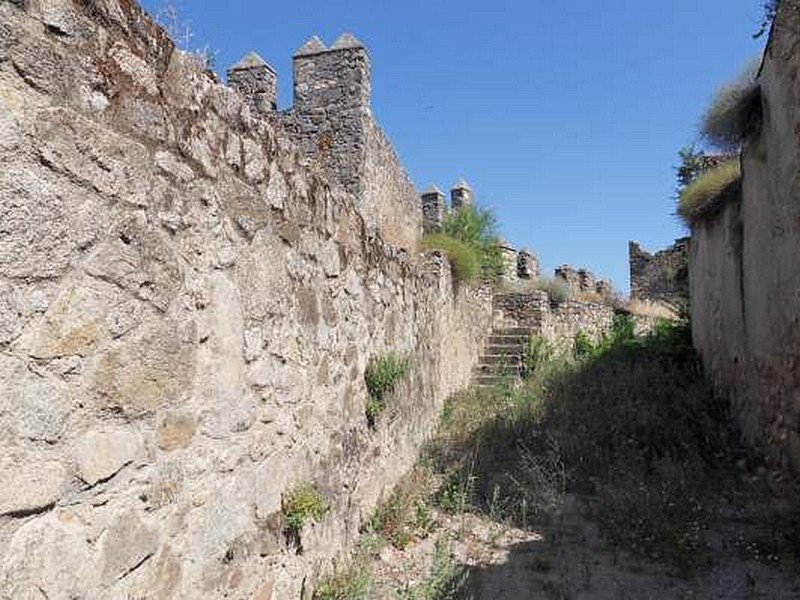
<box><xmin>293</xmin><ymin>33</ymin><xmax>367</xmax><ymax>57</ymax></box>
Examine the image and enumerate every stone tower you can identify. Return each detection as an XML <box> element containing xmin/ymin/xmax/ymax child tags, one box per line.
<box><xmin>227</xmin><ymin>51</ymin><xmax>277</xmax><ymax>115</ymax></box>
<box><xmin>421</xmin><ymin>186</ymin><xmax>445</xmax><ymax>233</ymax></box>
<box><xmin>450</xmin><ymin>179</ymin><xmax>474</xmax><ymax>211</ymax></box>
<box><xmin>291</xmin><ymin>33</ymin><xmax>371</xmax><ymax>194</ymax></box>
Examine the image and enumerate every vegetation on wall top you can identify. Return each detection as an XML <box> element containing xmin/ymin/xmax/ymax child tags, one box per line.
<box><xmin>700</xmin><ymin>58</ymin><xmax>761</xmax><ymax>152</ymax></box>
<box><xmin>677</xmin><ymin>158</ymin><xmax>741</xmax><ymax>226</ymax></box>
<box><xmin>674</xmin><ymin>55</ymin><xmax>759</xmax><ymax>229</ymax></box>
<box><xmin>423</xmin><ymin>205</ymin><xmax>504</xmax><ymax>284</ymax></box>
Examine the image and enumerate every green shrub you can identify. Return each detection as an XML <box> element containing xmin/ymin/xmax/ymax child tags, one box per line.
<box><xmin>441</xmin><ymin>205</ymin><xmax>505</xmax><ymax>281</ymax></box>
<box><xmin>522</xmin><ymin>334</ymin><xmax>555</xmax><ymax>379</ymax></box>
<box><xmin>282</xmin><ymin>484</ymin><xmax>330</xmax><ymax>535</ymax></box>
<box><xmin>436</xmin><ymin>473</ymin><xmax>476</xmax><ymax>515</ymax></box>
<box><xmin>364</xmin><ymin>353</ymin><xmax>411</xmax><ymax>426</ymax></box>
<box><xmin>314</xmin><ymin>564</ymin><xmax>372</xmax><ymax>600</ymax></box>
<box><xmin>701</xmin><ymin>58</ymin><xmax>761</xmax><ymax>151</ymax></box>
<box><xmin>535</xmin><ymin>277</ymin><xmax>570</xmax><ymax>303</ymax></box>
<box><xmin>573</xmin><ymin>330</ymin><xmax>596</xmax><ymax>359</ymax></box>
<box><xmin>678</xmin><ymin>159</ymin><xmax>741</xmax><ymax>226</ymax></box>
<box><xmin>422</xmin><ymin>233</ymin><xmax>481</xmax><ymax>283</ymax></box>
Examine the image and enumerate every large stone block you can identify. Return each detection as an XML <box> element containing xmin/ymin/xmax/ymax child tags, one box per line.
<box><xmin>35</xmin><ymin>107</ymin><xmax>151</xmax><ymax>205</ymax></box>
<box><xmin>84</xmin><ymin>214</ymin><xmax>183</xmax><ymax>313</ymax></box>
<box><xmin>0</xmin><ymin>513</ymin><xmax>98</xmax><ymax>597</ymax></box>
<box><xmin>0</xmin><ymin>161</ymin><xmax>108</xmax><ymax>278</ymax></box>
<box><xmin>91</xmin><ymin>316</ymin><xmax>196</xmax><ymax>416</ymax></box>
<box><xmin>0</xmin><ymin>453</ymin><xmax>66</xmax><ymax>516</ymax></box>
<box><xmin>0</xmin><ymin>354</ymin><xmax>69</xmax><ymax>442</ymax></box>
<box><xmin>98</xmin><ymin>509</ymin><xmax>158</xmax><ymax>586</ymax></box>
<box><xmin>74</xmin><ymin>427</ymin><xmax>143</xmax><ymax>485</ymax></box>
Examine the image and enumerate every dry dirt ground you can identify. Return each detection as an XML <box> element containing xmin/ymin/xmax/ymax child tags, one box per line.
<box><xmin>368</xmin><ymin>494</ymin><xmax>800</xmax><ymax>599</ymax></box>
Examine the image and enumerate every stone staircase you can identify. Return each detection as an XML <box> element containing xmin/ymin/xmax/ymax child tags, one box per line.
<box><xmin>474</xmin><ymin>326</ymin><xmax>534</xmax><ymax>387</ymax></box>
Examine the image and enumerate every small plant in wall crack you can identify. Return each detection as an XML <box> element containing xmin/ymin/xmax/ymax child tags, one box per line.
<box><xmin>282</xmin><ymin>483</ymin><xmax>330</xmax><ymax>551</ymax></box>
<box><xmin>364</xmin><ymin>353</ymin><xmax>411</xmax><ymax>427</ymax></box>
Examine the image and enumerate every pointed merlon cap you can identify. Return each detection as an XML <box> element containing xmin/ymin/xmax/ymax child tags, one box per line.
<box><xmin>294</xmin><ymin>36</ymin><xmax>327</xmax><ymax>57</ymax></box>
<box><xmin>331</xmin><ymin>32</ymin><xmax>365</xmax><ymax>50</ymax></box>
<box><xmin>451</xmin><ymin>178</ymin><xmax>472</xmax><ymax>191</ymax></box>
<box><xmin>498</xmin><ymin>237</ymin><xmax>516</xmax><ymax>251</ymax></box>
<box><xmin>421</xmin><ymin>185</ymin><xmax>444</xmax><ymax>197</ymax></box>
<box><xmin>229</xmin><ymin>51</ymin><xmax>276</xmax><ymax>73</ymax></box>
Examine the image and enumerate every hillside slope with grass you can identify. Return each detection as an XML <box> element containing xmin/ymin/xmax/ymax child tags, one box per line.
<box><xmin>317</xmin><ymin>318</ymin><xmax>800</xmax><ymax>599</ymax></box>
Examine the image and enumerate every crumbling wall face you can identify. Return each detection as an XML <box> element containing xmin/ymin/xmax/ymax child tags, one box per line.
<box><xmin>629</xmin><ymin>239</ymin><xmax>689</xmax><ymax>305</ymax></box>
<box><xmin>689</xmin><ymin>6</ymin><xmax>800</xmax><ymax>472</ymax></box>
<box><xmin>0</xmin><ymin>2</ymin><xmax>491</xmax><ymax>598</ymax></box>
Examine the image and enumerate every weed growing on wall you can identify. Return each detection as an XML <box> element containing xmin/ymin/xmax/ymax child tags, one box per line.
<box><xmin>152</xmin><ymin>2</ymin><xmax>220</xmax><ymax>71</ymax></box>
<box><xmin>441</xmin><ymin>205</ymin><xmax>505</xmax><ymax>281</ymax></box>
<box><xmin>701</xmin><ymin>57</ymin><xmax>762</xmax><ymax>152</ymax></box>
<box><xmin>364</xmin><ymin>353</ymin><xmax>411</xmax><ymax>426</ymax></box>
<box><xmin>422</xmin><ymin>234</ymin><xmax>481</xmax><ymax>283</ymax></box>
<box><xmin>678</xmin><ymin>159</ymin><xmax>741</xmax><ymax>226</ymax></box>
<box><xmin>365</xmin><ymin>468</ymin><xmax>439</xmax><ymax>549</ymax></box>
<box><xmin>282</xmin><ymin>484</ymin><xmax>330</xmax><ymax>538</ymax></box>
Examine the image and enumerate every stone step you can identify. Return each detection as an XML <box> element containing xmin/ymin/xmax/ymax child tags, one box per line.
<box><xmin>475</xmin><ymin>376</ymin><xmax>518</xmax><ymax>387</ymax></box>
<box><xmin>484</xmin><ymin>345</ymin><xmax>525</xmax><ymax>356</ymax></box>
<box><xmin>489</xmin><ymin>331</ymin><xmax>531</xmax><ymax>342</ymax></box>
<box><xmin>492</xmin><ymin>327</ymin><xmax>534</xmax><ymax>336</ymax></box>
<box><xmin>479</xmin><ymin>354</ymin><xmax>522</xmax><ymax>365</ymax></box>
<box><xmin>487</xmin><ymin>338</ymin><xmax>527</xmax><ymax>346</ymax></box>
<box><xmin>475</xmin><ymin>365</ymin><xmax>522</xmax><ymax>376</ymax></box>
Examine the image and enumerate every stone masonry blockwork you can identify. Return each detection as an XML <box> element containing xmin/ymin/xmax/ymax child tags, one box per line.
<box><xmin>0</xmin><ymin>2</ymin><xmax>491</xmax><ymax>598</ymax></box>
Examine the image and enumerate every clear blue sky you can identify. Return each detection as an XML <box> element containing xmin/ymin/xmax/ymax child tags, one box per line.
<box><xmin>141</xmin><ymin>0</ymin><xmax>766</xmax><ymax>292</ymax></box>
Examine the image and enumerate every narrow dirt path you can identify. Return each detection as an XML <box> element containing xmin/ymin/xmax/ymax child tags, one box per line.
<box><xmin>369</xmin><ymin>494</ymin><xmax>800</xmax><ymax>599</ymax></box>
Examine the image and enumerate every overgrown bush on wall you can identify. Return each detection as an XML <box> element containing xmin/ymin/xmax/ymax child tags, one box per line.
<box><xmin>423</xmin><ymin>205</ymin><xmax>504</xmax><ymax>283</ymax></box>
<box><xmin>365</xmin><ymin>353</ymin><xmax>411</xmax><ymax>426</ymax></box>
<box><xmin>700</xmin><ymin>58</ymin><xmax>761</xmax><ymax>152</ymax></box>
<box><xmin>422</xmin><ymin>234</ymin><xmax>480</xmax><ymax>282</ymax></box>
<box><xmin>677</xmin><ymin>158</ymin><xmax>741</xmax><ymax>226</ymax></box>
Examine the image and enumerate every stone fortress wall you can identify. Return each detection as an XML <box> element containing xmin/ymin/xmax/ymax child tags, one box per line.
<box><xmin>688</xmin><ymin>5</ymin><xmax>800</xmax><ymax>473</ymax></box>
<box><xmin>493</xmin><ymin>292</ymin><xmax>615</xmax><ymax>353</ymax></box>
<box><xmin>0</xmin><ymin>2</ymin><xmax>491</xmax><ymax>598</ymax></box>
<box><xmin>0</xmin><ymin>0</ymin><xmax>637</xmax><ymax>596</ymax></box>
<box><xmin>629</xmin><ymin>238</ymin><xmax>689</xmax><ymax>305</ymax></box>
<box><xmin>230</xmin><ymin>34</ymin><xmax>422</xmax><ymax>253</ymax></box>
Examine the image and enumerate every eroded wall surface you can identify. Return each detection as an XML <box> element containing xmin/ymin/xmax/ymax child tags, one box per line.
<box><xmin>629</xmin><ymin>239</ymin><xmax>689</xmax><ymax>305</ymax></box>
<box><xmin>0</xmin><ymin>1</ymin><xmax>491</xmax><ymax>597</ymax></box>
<box><xmin>689</xmin><ymin>8</ymin><xmax>800</xmax><ymax>470</ymax></box>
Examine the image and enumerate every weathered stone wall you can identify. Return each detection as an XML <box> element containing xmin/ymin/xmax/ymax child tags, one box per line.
<box><xmin>362</xmin><ymin>117</ymin><xmax>421</xmax><ymax>252</ymax></box>
<box><xmin>0</xmin><ymin>2</ymin><xmax>492</xmax><ymax>598</ymax></box>
<box><xmin>629</xmin><ymin>239</ymin><xmax>689</xmax><ymax>304</ymax></box>
<box><xmin>494</xmin><ymin>292</ymin><xmax>615</xmax><ymax>353</ymax></box>
<box><xmin>689</xmin><ymin>6</ymin><xmax>800</xmax><ymax>472</ymax></box>
<box><xmin>285</xmin><ymin>35</ymin><xmax>420</xmax><ymax>252</ymax></box>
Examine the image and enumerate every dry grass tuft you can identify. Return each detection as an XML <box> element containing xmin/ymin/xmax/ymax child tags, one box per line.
<box><xmin>678</xmin><ymin>159</ymin><xmax>741</xmax><ymax>226</ymax></box>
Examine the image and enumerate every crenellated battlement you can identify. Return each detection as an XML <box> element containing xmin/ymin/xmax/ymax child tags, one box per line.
<box><xmin>228</xmin><ymin>34</ymin><xmax>420</xmax><ymax>251</ymax></box>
